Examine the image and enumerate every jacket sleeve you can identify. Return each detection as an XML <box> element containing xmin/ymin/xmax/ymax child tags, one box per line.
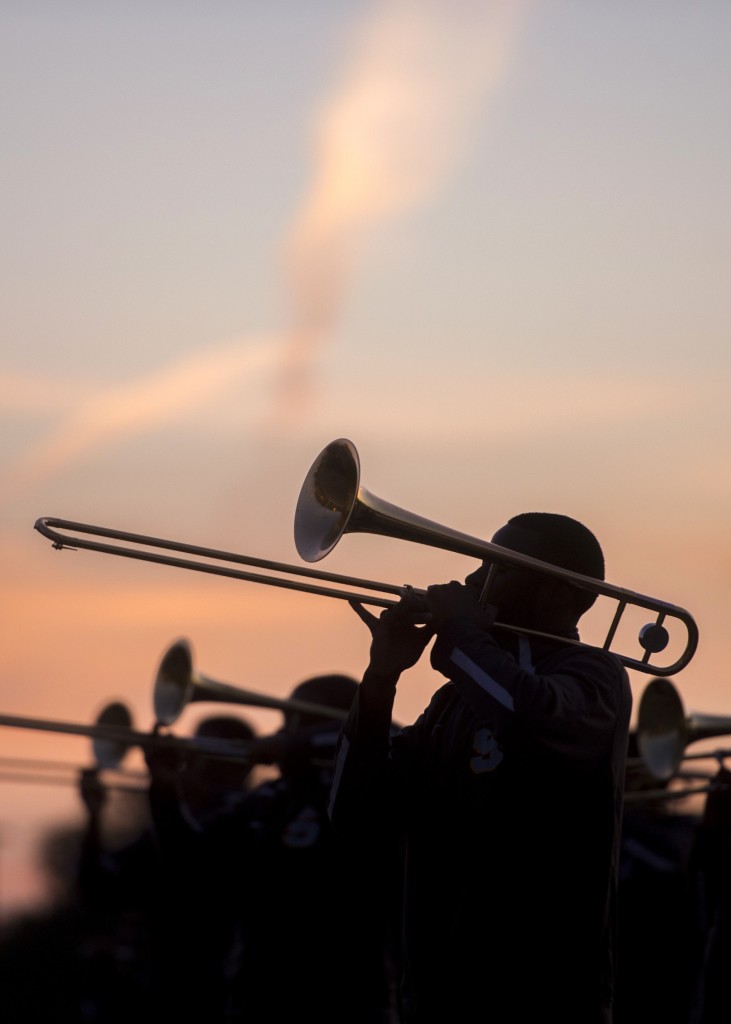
<box><xmin>431</xmin><ymin>617</ymin><xmax>630</xmax><ymax>764</ymax></box>
<box><xmin>328</xmin><ymin>668</ymin><xmax>421</xmax><ymax>841</ymax></box>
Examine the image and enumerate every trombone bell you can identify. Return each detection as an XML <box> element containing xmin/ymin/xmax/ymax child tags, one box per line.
<box><xmin>295</xmin><ymin>438</ymin><xmax>362</xmax><ymax>562</ymax></box>
<box><xmin>637</xmin><ymin>678</ymin><xmax>688</xmax><ymax>781</ymax></box>
<box><xmin>154</xmin><ymin>638</ymin><xmax>198</xmax><ymax>726</ymax></box>
<box><xmin>92</xmin><ymin>702</ymin><xmax>134</xmax><ymax>770</ymax></box>
<box><xmin>295</xmin><ymin>437</ymin><xmax>491</xmax><ymax>564</ymax></box>
<box><xmin>638</xmin><ymin>677</ymin><xmax>731</xmax><ymax>780</ymax></box>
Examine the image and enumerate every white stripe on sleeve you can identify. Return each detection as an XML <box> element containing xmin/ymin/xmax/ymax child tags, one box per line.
<box><xmin>327</xmin><ymin>734</ymin><xmax>350</xmax><ymax>820</ymax></box>
<box><xmin>450</xmin><ymin>647</ymin><xmax>515</xmax><ymax>712</ymax></box>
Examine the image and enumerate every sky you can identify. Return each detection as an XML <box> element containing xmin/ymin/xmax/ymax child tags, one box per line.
<box><xmin>1</xmin><ymin>0</ymin><xmax>730</xmax><ymax>917</ymax></box>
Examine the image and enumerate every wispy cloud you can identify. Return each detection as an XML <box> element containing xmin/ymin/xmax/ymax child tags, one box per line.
<box><xmin>6</xmin><ymin>356</ymin><xmax>711</xmax><ymax>497</ymax></box>
<box><xmin>278</xmin><ymin>0</ymin><xmax>528</xmax><ymax>408</ymax></box>
<box><xmin>4</xmin><ymin>337</ymin><xmax>280</xmax><ymax>493</ymax></box>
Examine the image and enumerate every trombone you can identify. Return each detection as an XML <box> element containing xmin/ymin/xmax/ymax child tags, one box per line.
<box><xmin>637</xmin><ymin>676</ymin><xmax>731</xmax><ymax>781</ymax></box>
<box><xmin>152</xmin><ymin>638</ymin><xmax>348</xmax><ymax>727</ymax></box>
<box><xmin>34</xmin><ymin>437</ymin><xmax>699</xmax><ymax>676</ymax></box>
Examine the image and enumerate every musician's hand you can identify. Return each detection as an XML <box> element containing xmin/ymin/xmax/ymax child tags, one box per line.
<box><xmin>144</xmin><ymin>744</ymin><xmax>185</xmax><ymax>784</ymax></box>
<box><xmin>79</xmin><ymin>767</ymin><xmax>106</xmax><ymax>816</ymax></box>
<box><xmin>349</xmin><ymin>589</ymin><xmax>434</xmax><ymax>675</ymax></box>
<box><xmin>425</xmin><ymin>580</ymin><xmax>497</xmax><ymax>632</ymax></box>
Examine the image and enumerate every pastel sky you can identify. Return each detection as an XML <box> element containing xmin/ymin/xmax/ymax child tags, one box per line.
<box><xmin>1</xmin><ymin>0</ymin><xmax>729</xmax><ymax>916</ymax></box>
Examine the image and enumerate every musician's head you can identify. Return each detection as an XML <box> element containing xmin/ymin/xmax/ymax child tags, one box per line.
<box><xmin>467</xmin><ymin>512</ymin><xmax>605</xmax><ymax>632</ymax></box>
<box><xmin>273</xmin><ymin>674</ymin><xmax>357</xmax><ymax>777</ymax></box>
<box><xmin>183</xmin><ymin>714</ymin><xmax>257</xmax><ymax>795</ymax></box>
<box><xmin>284</xmin><ymin>673</ymin><xmax>358</xmax><ymax>734</ymax></box>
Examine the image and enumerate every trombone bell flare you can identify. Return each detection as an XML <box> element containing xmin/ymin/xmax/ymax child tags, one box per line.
<box><xmin>93</xmin><ymin>702</ymin><xmax>134</xmax><ymax>770</ymax></box>
<box><xmin>295</xmin><ymin>437</ymin><xmax>495</xmax><ymax>564</ymax></box>
<box><xmin>637</xmin><ymin>678</ymin><xmax>688</xmax><ymax>781</ymax></box>
<box><xmin>638</xmin><ymin>677</ymin><xmax>731</xmax><ymax>780</ymax></box>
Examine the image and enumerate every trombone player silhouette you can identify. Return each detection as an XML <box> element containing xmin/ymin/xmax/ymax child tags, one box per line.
<box><xmin>329</xmin><ymin>511</ymin><xmax>633</xmax><ymax>1024</ymax></box>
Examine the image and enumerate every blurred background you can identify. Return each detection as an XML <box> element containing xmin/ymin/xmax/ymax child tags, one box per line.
<box><xmin>1</xmin><ymin>0</ymin><xmax>729</xmax><ymax>920</ymax></box>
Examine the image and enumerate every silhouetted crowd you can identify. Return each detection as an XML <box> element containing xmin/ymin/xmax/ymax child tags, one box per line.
<box><xmin>615</xmin><ymin>741</ymin><xmax>727</xmax><ymax>1024</ymax></box>
<box><xmin>0</xmin><ymin>716</ymin><xmax>727</xmax><ymax>1022</ymax></box>
<box><xmin>0</xmin><ymin>676</ymin><xmax>400</xmax><ymax>1023</ymax></box>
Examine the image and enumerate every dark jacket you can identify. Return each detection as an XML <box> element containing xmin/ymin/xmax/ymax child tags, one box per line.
<box><xmin>329</xmin><ymin>621</ymin><xmax>632</xmax><ymax>1023</ymax></box>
